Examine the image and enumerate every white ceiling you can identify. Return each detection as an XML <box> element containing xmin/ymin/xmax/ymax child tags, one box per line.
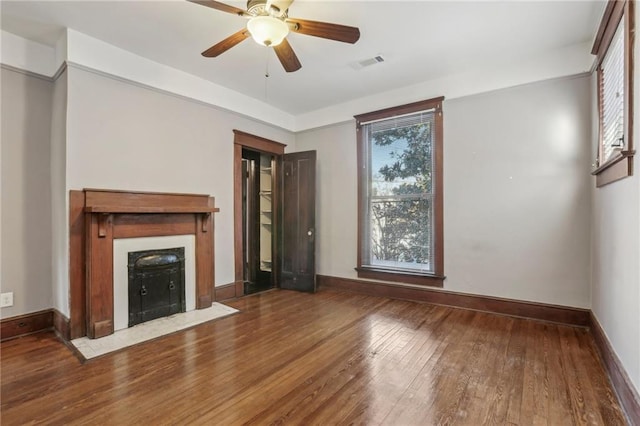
<box><xmin>1</xmin><ymin>0</ymin><xmax>605</xmax><ymax>115</ymax></box>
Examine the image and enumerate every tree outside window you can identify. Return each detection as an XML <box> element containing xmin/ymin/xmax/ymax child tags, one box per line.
<box><xmin>355</xmin><ymin>98</ymin><xmax>444</xmax><ymax>287</ymax></box>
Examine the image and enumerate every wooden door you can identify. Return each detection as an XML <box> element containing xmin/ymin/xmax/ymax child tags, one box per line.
<box><xmin>281</xmin><ymin>150</ymin><xmax>316</xmax><ymax>292</ymax></box>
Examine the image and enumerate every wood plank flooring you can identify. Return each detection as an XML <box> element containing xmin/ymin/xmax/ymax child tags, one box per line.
<box><xmin>0</xmin><ymin>289</ymin><xmax>626</xmax><ymax>425</ymax></box>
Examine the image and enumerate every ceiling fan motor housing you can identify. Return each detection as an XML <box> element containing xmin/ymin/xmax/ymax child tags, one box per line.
<box><xmin>247</xmin><ymin>0</ymin><xmax>286</xmax><ymax>18</ymax></box>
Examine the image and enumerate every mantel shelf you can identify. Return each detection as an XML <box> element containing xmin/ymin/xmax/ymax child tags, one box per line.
<box><xmin>84</xmin><ymin>206</ymin><xmax>220</xmax><ymax>214</ymax></box>
<box><xmin>82</xmin><ymin>189</ymin><xmax>220</xmax><ymax>216</ymax></box>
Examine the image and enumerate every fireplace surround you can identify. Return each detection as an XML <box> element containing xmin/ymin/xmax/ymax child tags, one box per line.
<box><xmin>113</xmin><ymin>235</ymin><xmax>196</xmax><ymax>331</ymax></box>
<box><xmin>69</xmin><ymin>189</ymin><xmax>219</xmax><ymax>339</ymax></box>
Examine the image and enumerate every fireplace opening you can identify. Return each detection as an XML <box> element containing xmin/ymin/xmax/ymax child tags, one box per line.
<box><xmin>128</xmin><ymin>247</ymin><xmax>186</xmax><ymax>327</ymax></box>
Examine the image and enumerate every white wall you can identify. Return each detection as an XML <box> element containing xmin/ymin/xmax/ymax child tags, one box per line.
<box><xmin>64</xmin><ymin>65</ymin><xmax>295</xmax><ymax>305</ymax></box>
<box><xmin>591</xmin><ymin>154</ymin><xmax>640</xmax><ymax>393</ymax></box>
<box><xmin>296</xmin><ymin>74</ymin><xmax>593</xmax><ymax>309</ymax></box>
<box><xmin>0</xmin><ymin>31</ymin><xmax>57</xmax><ymax>77</ymax></box>
<box><xmin>1</xmin><ymin>67</ymin><xmax>53</xmax><ymax>317</ymax></box>
<box><xmin>590</xmin><ymin>5</ymin><xmax>640</xmax><ymax>394</ymax></box>
<box><xmin>50</xmin><ymin>69</ymin><xmax>68</xmax><ymax>316</ymax></box>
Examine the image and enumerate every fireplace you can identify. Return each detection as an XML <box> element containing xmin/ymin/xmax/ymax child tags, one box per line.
<box><xmin>113</xmin><ymin>235</ymin><xmax>196</xmax><ymax>331</ymax></box>
<box><xmin>128</xmin><ymin>247</ymin><xmax>186</xmax><ymax>327</ymax></box>
<box><xmin>69</xmin><ymin>189</ymin><xmax>219</xmax><ymax>339</ymax></box>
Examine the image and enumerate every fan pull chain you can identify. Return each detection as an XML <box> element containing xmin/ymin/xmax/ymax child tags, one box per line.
<box><xmin>264</xmin><ymin>47</ymin><xmax>270</xmax><ymax>100</ymax></box>
<box><xmin>265</xmin><ymin>46</ymin><xmax>270</xmax><ymax>78</ymax></box>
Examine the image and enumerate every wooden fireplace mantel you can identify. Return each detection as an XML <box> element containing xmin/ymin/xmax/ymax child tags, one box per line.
<box><xmin>70</xmin><ymin>189</ymin><xmax>220</xmax><ymax>339</ymax></box>
<box><xmin>83</xmin><ymin>188</ymin><xmax>220</xmax><ymax>214</ymax></box>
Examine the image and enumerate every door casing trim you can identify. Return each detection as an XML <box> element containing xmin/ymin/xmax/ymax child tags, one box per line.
<box><xmin>233</xmin><ymin>130</ymin><xmax>286</xmax><ymax>297</ymax></box>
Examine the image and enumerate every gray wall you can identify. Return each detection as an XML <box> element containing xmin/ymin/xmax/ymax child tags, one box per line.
<box><xmin>444</xmin><ymin>74</ymin><xmax>592</xmax><ymax>307</ymax></box>
<box><xmin>296</xmin><ymin>74</ymin><xmax>593</xmax><ymax>308</ymax></box>
<box><xmin>1</xmin><ymin>67</ymin><xmax>53</xmax><ymax>318</ymax></box>
<box><xmin>56</xmin><ymin>65</ymin><xmax>296</xmax><ymax>316</ymax></box>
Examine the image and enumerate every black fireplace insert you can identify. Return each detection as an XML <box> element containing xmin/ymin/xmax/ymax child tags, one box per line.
<box><xmin>128</xmin><ymin>247</ymin><xmax>186</xmax><ymax>327</ymax></box>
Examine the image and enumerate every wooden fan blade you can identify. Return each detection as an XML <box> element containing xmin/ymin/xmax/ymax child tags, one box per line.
<box><xmin>287</xmin><ymin>17</ymin><xmax>360</xmax><ymax>44</ymax></box>
<box><xmin>274</xmin><ymin>39</ymin><xmax>302</xmax><ymax>72</ymax></box>
<box><xmin>187</xmin><ymin>0</ymin><xmax>248</xmax><ymax>17</ymax></box>
<box><xmin>202</xmin><ymin>29</ymin><xmax>250</xmax><ymax>57</ymax></box>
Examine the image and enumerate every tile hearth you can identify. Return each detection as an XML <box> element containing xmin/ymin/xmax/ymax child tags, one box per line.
<box><xmin>71</xmin><ymin>302</ymin><xmax>238</xmax><ymax>360</ymax></box>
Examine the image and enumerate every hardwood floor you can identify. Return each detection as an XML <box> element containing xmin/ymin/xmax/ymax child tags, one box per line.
<box><xmin>0</xmin><ymin>289</ymin><xmax>626</xmax><ymax>425</ymax></box>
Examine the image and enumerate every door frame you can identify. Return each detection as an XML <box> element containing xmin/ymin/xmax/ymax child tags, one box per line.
<box><xmin>233</xmin><ymin>130</ymin><xmax>286</xmax><ymax>297</ymax></box>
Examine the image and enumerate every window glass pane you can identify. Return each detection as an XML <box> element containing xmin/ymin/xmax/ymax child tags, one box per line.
<box><xmin>601</xmin><ymin>17</ymin><xmax>625</xmax><ymax>162</ymax></box>
<box><xmin>369</xmin><ymin>197</ymin><xmax>433</xmax><ymax>272</ymax></box>
<box><xmin>364</xmin><ymin>110</ymin><xmax>435</xmax><ymax>273</ymax></box>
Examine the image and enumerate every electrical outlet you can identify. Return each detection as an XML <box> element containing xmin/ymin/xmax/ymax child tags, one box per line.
<box><xmin>0</xmin><ymin>292</ymin><xmax>14</xmax><ymax>308</ymax></box>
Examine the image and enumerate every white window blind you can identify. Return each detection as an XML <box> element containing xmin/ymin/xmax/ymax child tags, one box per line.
<box><xmin>601</xmin><ymin>17</ymin><xmax>625</xmax><ymax>163</ymax></box>
<box><xmin>361</xmin><ymin>110</ymin><xmax>436</xmax><ymax>273</ymax></box>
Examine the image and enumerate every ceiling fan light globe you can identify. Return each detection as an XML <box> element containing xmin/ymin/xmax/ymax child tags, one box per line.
<box><xmin>247</xmin><ymin>16</ymin><xmax>289</xmax><ymax>47</ymax></box>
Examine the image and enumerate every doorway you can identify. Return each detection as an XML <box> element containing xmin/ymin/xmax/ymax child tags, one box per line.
<box><xmin>233</xmin><ymin>130</ymin><xmax>286</xmax><ymax>297</ymax></box>
<box><xmin>241</xmin><ymin>149</ymin><xmax>276</xmax><ymax>294</ymax></box>
<box><xmin>233</xmin><ymin>130</ymin><xmax>317</xmax><ymax>297</ymax></box>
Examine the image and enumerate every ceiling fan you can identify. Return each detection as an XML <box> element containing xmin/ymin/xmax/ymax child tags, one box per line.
<box><xmin>188</xmin><ymin>0</ymin><xmax>360</xmax><ymax>73</ymax></box>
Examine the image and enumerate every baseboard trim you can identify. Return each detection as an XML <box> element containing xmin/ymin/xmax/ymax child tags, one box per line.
<box><xmin>215</xmin><ymin>282</ymin><xmax>237</xmax><ymax>301</ymax></box>
<box><xmin>590</xmin><ymin>312</ymin><xmax>640</xmax><ymax>424</ymax></box>
<box><xmin>53</xmin><ymin>309</ymin><xmax>71</xmax><ymax>342</ymax></box>
<box><xmin>317</xmin><ymin>275</ymin><xmax>590</xmax><ymax>327</ymax></box>
<box><xmin>0</xmin><ymin>284</ymin><xmax>237</xmax><ymax>343</ymax></box>
<box><xmin>1</xmin><ymin>309</ymin><xmax>54</xmax><ymax>341</ymax></box>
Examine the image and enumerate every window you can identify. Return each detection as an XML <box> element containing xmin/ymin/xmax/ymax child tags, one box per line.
<box><xmin>355</xmin><ymin>97</ymin><xmax>444</xmax><ymax>287</ymax></box>
<box><xmin>591</xmin><ymin>0</ymin><xmax>635</xmax><ymax>187</ymax></box>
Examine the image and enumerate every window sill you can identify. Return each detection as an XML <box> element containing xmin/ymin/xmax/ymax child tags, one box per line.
<box><xmin>592</xmin><ymin>150</ymin><xmax>635</xmax><ymax>187</ymax></box>
<box><xmin>355</xmin><ymin>267</ymin><xmax>445</xmax><ymax>288</ymax></box>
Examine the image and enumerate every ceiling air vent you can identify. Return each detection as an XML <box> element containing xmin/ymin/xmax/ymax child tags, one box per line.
<box><xmin>350</xmin><ymin>55</ymin><xmax>385</xmax><ymax>70</ymax></box>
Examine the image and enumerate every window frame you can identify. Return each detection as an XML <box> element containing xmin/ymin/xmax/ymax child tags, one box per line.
<box><xmin>591</xmin><ymin>0</ymin><xmax>635</xmax><ymax>187</ymax></box>
<box><xmin>354</xmin><ymin>97</ymin><xmax>445</xmax><ymax>287</ymax></box>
